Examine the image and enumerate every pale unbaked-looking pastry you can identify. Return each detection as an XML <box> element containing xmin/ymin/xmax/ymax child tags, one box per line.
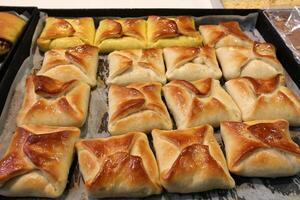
<box><xmin>147</xmin><ymin>16</ymin><xmax>202</xmax><ymax>48</ymax></box>
<box><xmin>17</xmin><ymin>75</ymin><xmax>90</xmax><ymax>127</ymax></box>
<box><xmin>108</xmin><ymin>82</ymin><xmax>172</xmax><ymax>135</ymax></box>
<box><xmin>0</xmin><ymin>125</ymin><xmax>80</xmax><ymax>197</ymax></box>
<box><xmin>37</xmin><ymin>17</ymin><xmax>95</xmax><ymax>52</ymax></box>
<box><xmin>221</xmin><ymin>119</ymin><xmax>300</xmax><ymax>177</ymax></box>
<box><xmin>199</xmin><ymin>21</ymin><xmax>253</xmax><ymax>48</ymax></box>
<box><xmin>76</xmin><ymin>132</ymin><xmax>161</xmax><ymax>198</ymax></box>
<box><xmin>152</xmin><ymin>125</ymin><xmax>235</xmax><ymax>193</ymax></box>
<box><xmin>163</xmin><ymin>79</ymin><xmax>241</xmax><ymax>128</ymax></box>
<box><xmin>225</xmin><ymin>75</ymin><xmax>300</xmax><ymax>126</ymax></box>
<box><xmin>94</xmin><ymin>18</ymin><xmax>147</xmax><ymax>53</ymax></box>
<box><xmin>216</xmin><ymin>42</ymin><xmax>284</xmax><ymax>80</ymax></box>
<box><xmin>107</xmin><ymin>48</ymin><xmax>166</xmax><ymax>85</ymax></box>
<box><xmin>37</xmin><ymin>44</ymin><xmax>99</xmax><ymax>87</ymax></box>
<box><xmin>163</xmin><ymin>46</ymin><xmax>222</xmax><ymax>81</ymax></box>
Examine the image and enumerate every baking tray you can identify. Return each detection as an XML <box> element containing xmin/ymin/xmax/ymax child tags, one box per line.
<box><xmin>1</xmin><ymin>8</ymin><xmax>300</xmax><ymax>200</ymax></box>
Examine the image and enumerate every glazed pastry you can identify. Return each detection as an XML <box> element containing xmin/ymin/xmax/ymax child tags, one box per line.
<box><xmin>163</xmin><ymin>46</ymin><xmax>222</xmax><ymax>81</ymax></box>
<box><xmin>199</xmin><ymin>21</ymin><xmax>253</xmax><ymax>48</ymax></box>
<box><xmin>107</xmin><ymin>48</ymin><xmax>166</xmax><ymax>85</ymax></box>
<box><xmin>94</xmin><ymin>18</ymin><xmax>147</xmax><ymax>53</ymax></box>
<box><xmin>0</xmin><ymin>125</ymin><xmax>79</xmax><ymax>197</ymax></box>
<box><xmin>216</xmin><ymin>42</ymin><xmax>284</xmax><ymax>80</ymax></box>
<box><xmin>108</xmin><ymin>82</ymin><xmax>172</xmax><ymax>135</ymax></box>
<box><xmin>0</xmin><ymin>12</ymin><xmax>26</xmax><ymax>55</ymax></box>
<box><xmin>152</xmin><ymin>125</ymin><xmax>235</xmax><ymax>193</ymax></box>
<box><xmin>225</xmin><ymin>75</ymin><xmax>300</xmax><ymax>126</ymax></box>
<box><xmin>163</xmin><ymin>78</ymin><xmax>241</xmax><ymax>128</ymax></box>
<box><xmin>17</xmin><ymin>75</ymin><xmax>90</xmax><ymax>127</ymax></box>
<box><xmin>37</xmin><ymin>44</ymin><xmax>99</xmax><ymax>87</ymax></box>
<box><xmin>147</xmin><ymin>16</ymin><xmax>202</xmax><ymax>48</ymax></box>
<box><xmin>76</xmin><ymin>132</ymin><xmax>161</xmax><ymax>197</ymax></box>
<box><xmin>37</xmin><ymin>17</ymin><xmax>95</xmax><ymax>52</ymax></box>
<box><xmin>221</xmin><ymin>119</ymin><xmax>300</xmax><ymax>177</ymax></box>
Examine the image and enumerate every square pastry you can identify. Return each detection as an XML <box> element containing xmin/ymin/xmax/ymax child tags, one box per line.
<box><xmin>163</xmin><ymin>79</ymin><xmax>241</xmax><ymax>128</ymax></box>
<box><xmin>94</xmin><ymin>18</ymin><xmax>147</xmax><ymax>53</ymax></box>
<box><xmin>199</xmin><ymin>21</ymin><xmax>253</xmax><ymax>48</ymax></box>
<box><xmin>108</xmin><ymin>82</ymin><xmax>172</xmax><ymax>135</ymax></box>
<box><xmin>37</xmin><ymin>44</ymin><xmax>99</xmax><ymax>87</ymax></box>
<box><xmin>17</xmin><ymin>75</ymin><xmax>90</xmax><ymax>127</ymax></box>
<box><xmin>221</xmin><ymin>119</ymin><xmax>300</xmax><ymax>177</ymax></box>
<box><xmin>216</xmin><ymin>42</ymin><xmax>284</xmax><ymax>80</ymax></box>
<box><xmin>147</xmin><ymin>16</ymin><xmax>202</xmax><ymax>48</ymax></box>
<box><xmin>0</xmin><ymin>125</ymin><xmax>80</xmax><ymax>197</ymax></box>
<box><xmin>107</xmin><ymin>48</ymin><xmax>166</xmax><ymax>85</ymax></box>
<box><xmin>37</xmin><ymin>17</ymin><xmax>95</xmax><ymax>52</ymax></box>
<box><xmin>76</xmin><ymin>132</ymin><xmax>161</xmax><ymax>198</ymax></box>
<box><xmin>225</xmin><ymin>75</ymin><xmax>300</xmax><ymax>126</ymax></box>
<box><xmin>152</xmin><ymin>125</ymin><xmax>235</xmax><ymax>193</ymax></box>
<box><xmin>163</xmin><ymin>46</ymin><xmax>222</xmax><ymax>81</ymax></box>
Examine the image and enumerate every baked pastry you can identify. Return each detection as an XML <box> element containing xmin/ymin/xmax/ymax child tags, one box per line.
<box><xmin>199</xmin><ymin>21</ymin><xmax>253</xmax><ymax>48</ymax></box>
<box><xmin>17</xmin><ymin>75</ymin><xmax>90</xmax><ymax>127</ymax></box>
<box><xmin>163</xmin><ymin>79</ymin><xmax>241</xmax><ymax>128</ymax></box>
<box><xmin>221</xmin><ymin>119</ymin><xmax>300</xmax><ymax>177</ymax></box>
<box><xmin>0</xmin><ymin>12</ymin><xmax>26</xmax><ymax>55</ymax></box>
<box><xmin>107</xmin><ymin>48</ymin><xmax>166</xmax><ymax>85</ymax></box>
<box><xmin>216</xmin><ymin>42</ymin><xmax>284</xmax><ymax>80</ymax></box>
<box><xmin>163</xmin><ymin>46</ymin><xmax>222</xmax><ymax>81</ymax></box>
<box><xmin>108</xmin><ymin>82</ymin><xmax>172</xmax><ymax>135</ymax></box>
<box><xmin>0</xmin><ymin>125</ymin><xmax>80</xmax><ymax>197</ymax></box>
<box><xmin>225</xmin><ymin>75</ymin><xmax>300</xmax><ymax>126</ymax></box>
<box><xmin>76</xmin><ymin>132</ymin><xmax>161</xmax><ymax>198</ymax></box>
<box><xmin>94</xmin><ymin>18</ymin><xmax>147</xmax><ymax>53</ymax></box>
<box><xmin>37</xmin><ymin>44</ymin><xmax>99</xmax><ymax>87</ymax></box>
<box><xmin>152</xmin><ymin>125</ymin><xmax>235</xmax><ymax>193</ymax></box>
<box><xmin>37</xmin><ymin>17</ymin><xmax>95</xmax><ymax>52</ymax></box>
<box><xmin>147</xmin><ymin>16</ymin><xmax>202</xmax><ymax>48</ymax></box>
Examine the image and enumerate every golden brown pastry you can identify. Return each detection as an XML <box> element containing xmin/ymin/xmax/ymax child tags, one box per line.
<box><xmin>221</xmin><ymin>119</ymin><xmax>300</xmax><ymax>177</ymax></box>
<box><xmin>17</xmin><ymin>75</ymin><xmax>90</xmax><ymax>127</ymax></box>
<box><xmin>94</xmin><ymin>18</ymin><xmax>147</xmax><ymax>53</ymax></box>
<box><xmin>163</xmin><ymin>46</ymin><xmax>222</xmax><ymax>81</ymax></box>
<box><xmin>108</xmin><ymin>82</ymin><xmax>172</xmax><ymax>135</ymax></box>
<box><xmin>0</xmin><ymin>12</ymin><xmax>26</xmax><ymax>55</ymax></box>
<box><xmin>216</xmin><ymin>42</ymin><xmax>284</xmax><ymax>80</ymax></box>
<box><xmin>0</xmin><ymin>125</ymin><xmax>80</xmax><ymax>197</ymax></box>
<box><xmin>147</xmin><ymin>16</ymin><xmax>202</xmax><ymax>48</ymax></box>
<box><xmin>199</xmin><ymin>21</ymin><xmax>253</xmax><ymax>48</ymax></box>
<box><xmin>76</xmin><ymin>132</ymin><xmax>161</xmax><ymax>198</ymax></box>
<box><xmin>163</xmin><ymin>79</ymin><xmax>241</xmax><ymax>128</ymax></box>
<box><xmin>37</xmin><ymin>44</ymin><xmax>99</xmax><ymax>87</ymax></box>
<box><xmin>225</xmin><ymin>75</ymin><xmax>300</xmax><ymax>126</ymax></box>
<box><xmin>107</xmin><ymin>48</ymin><xmax>166</xmax><ymax>85</ymax></box>
<box><xmin>37</xmin><ymin>17</ymin><xmax>95</xmax><ymax>52</ymax></box>
<box><xmin>152</xmin><ymin>125</ymin><xmax>235</xmax><ymax>193</ymax></box>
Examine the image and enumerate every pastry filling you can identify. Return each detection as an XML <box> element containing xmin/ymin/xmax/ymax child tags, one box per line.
<box><xmin>0</xmin><ymin>39</ymin><xmax>12</xmax><ymax>55</ymax></box>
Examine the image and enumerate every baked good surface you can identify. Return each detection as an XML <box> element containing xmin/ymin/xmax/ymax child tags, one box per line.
<box><xmin>163</xmin><ymin>46</ymin><xmax>222</xmax><ymax>81</ymax></box>
<box><xmin>76</xmin><ymin>132</ymin><xmax>161</xmax><ymax>197</ymax></box>
<box><xmin>199</xmin><ymin>21</ymin><xmax>253</xmax><ymax>48</ymax></box>
<box><xmin>147</xmin><ymin>16</ymin><xmax>202</xmax><ymax>48</ymax></box>
<box><xmin>0</xmin><ymin>125</ymin><xmax>79</xmax><ymax>197</ymax></box>
<box><xmin>225</xmin><ymin>75</ymin><xmax>300</xmax><ymax>126</ymax></box>
<box><xmin>163</xmin><ymin>79</ymin><xmax>241</xmax><ymax>128</ymax></box>
<box><xmin>94</xmin><ymin>18</ymin><xmax>147</xmax><ymax>53</ymax></box>
<box><xmin>107</xmin><ymin>48</ymin><xmax>166</xmax><ymax>85</ymax></box>
<box><xmin>108</xmin><ymin>82</ymin><xmax>172</xmax><ymax>135</ymax></box>
<box><xmin>152</xmin><ymin>125</ymin><xmax>235</xmax><ymax>193</ymax></box>
<box><xmin>37</xmin><ymin>44</ymin><xmax>99</xmax><ymax>87</ymax></box>
<box><xmin>221</xmin><ymin>119</ymin><xmax>300</xmax><ymax>177</ymax></box>
<box><xmin>17</xmin><ymin>75</ymin><xmax>90</xmax><ymax>127</ymax></box>
<box><xmin>216</xmin><ymin>42</ymin><xmax>284</xmax><ymax>80</ymax></box>
<box><xmin>37</xmin><ymin>17</ymin><xmax>95</xmax><ymax>52</ymax></box>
